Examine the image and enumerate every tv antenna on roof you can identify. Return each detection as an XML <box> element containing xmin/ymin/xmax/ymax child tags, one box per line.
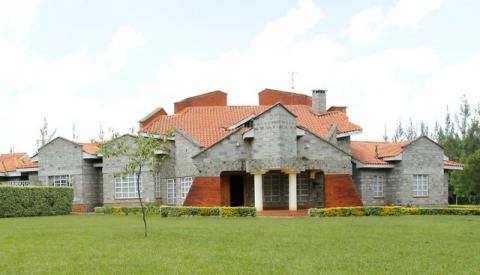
<box><xmin>290</xmin><ymin>69</ymin><xmax>298</xmax><ymax>90</ymax></box>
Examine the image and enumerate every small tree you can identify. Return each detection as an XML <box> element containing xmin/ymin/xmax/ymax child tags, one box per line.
<box><xmin>99</xmin><ymin>130</ymin><xmax>170</xmax><ymax>237</ymax></box>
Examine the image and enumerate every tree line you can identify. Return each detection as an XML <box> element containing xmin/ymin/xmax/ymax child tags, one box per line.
<box><xmin>384</xmin><ymin>95</ymin><xmax>480</xmax><ymax>204</ymax></box>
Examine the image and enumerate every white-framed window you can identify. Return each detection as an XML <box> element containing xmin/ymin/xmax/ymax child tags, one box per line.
<box><xmin>48</xmin><ymin>175</ymin><xmax>71</xmax><ymax>187</ymax></box>
<box><xmin>114</xmin><ymin>174</ymin><xmax>141</xmax><ymax>199</ymax></box>
<box><xmin>297</xmin><ymin>174</ymin><xmax>309</xmax><ymax>202</ymax></box>
<box><xmin>154</xmin><ymin>174</ymin><xmax>162</xmax><ymax>198</ymax></box>
<box><xmin>373</xmin><ymin>175</ymin><xmax>384</xmax><ymax>198</ymax></box>
<box><xmin>413</xmin><ymin>174</ymin><xmax>429</xmax><ymax>197</ymax></box>
<box><xmin>166</xmin><ymin>179</ymin><xmax>176</xmax><ymax>204</ymax></box>
<box><xmin>180</xmin><ymin>177</ymin><xmax>193</xmax><ymax>204</ymax></box>
<box><xmin>263</xmin><ymin>173</ymin><xmax>281</xmax><ymax>202</ymax></box>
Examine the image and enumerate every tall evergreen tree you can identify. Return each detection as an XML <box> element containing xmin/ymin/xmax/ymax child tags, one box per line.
<box><xmin>392</xmin><ymin>118</ymin><xmax>404</xmax><ymax>142</ymax></box>
<box><xmin>383</xmin><ymin>124</ymin><xmax>389</xmax><ymax>142</ymax></box>
<box><xmin>405</xmin><ymin>118</ymin><xmax>417</xmax><ymax>141</ymax></box>
<box><xmin>420</xmin><ymin>121</ymin><xmax>429</xmax><ymax>137</ymax></box>
<box><xmin>457</xmin><ymin>94</ymin><xmax>471</xmax><ymax>140</ymax></box>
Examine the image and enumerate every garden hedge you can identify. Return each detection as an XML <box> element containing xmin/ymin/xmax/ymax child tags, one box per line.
<box><xmin>308</xmin><ymin>206</ymin><xmax>480</xmax><ymax>217</ymax></box>
<box><xmin>0</xmin><ymin>186</ymin><xmax>74</xmax><ymax>218</ymax></box>
<box><xmin>94</xmin><ymin>205</ymin><xmax>256</xmax><ymax>217</ymax></box>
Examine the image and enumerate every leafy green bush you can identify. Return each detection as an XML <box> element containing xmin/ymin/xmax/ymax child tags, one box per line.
<box><xmin>160</xmin><ymin>206</ymin><xmax>220</xmax><ymax>217</ymax></box>
<box><xmin>0</xmin><ymin>186</ymin><xmax>73</xmax><ymax>218</ymax></box>
<box><xmin>104</xmin><ymin>206</ymin><xmax>113</xmax><ymax>214</ymax></box>
<box><xmin>309</xmin><ymin>206</ymin><xmax>480</xmax><ymax>217</ymax></box>
<box><xmin>219</xmin><ymin>207</ymin><xmax>256</xmax><ymax>217</ymax></box>
<box><xmin>121</xmin><ymin>207</ymin><xmax>131</xmax><ymax>216</ymax></box>
<box><xmin>94</xmin><ymin>207</ymin><xmax>105</xmax><ymax>214</ymax></box>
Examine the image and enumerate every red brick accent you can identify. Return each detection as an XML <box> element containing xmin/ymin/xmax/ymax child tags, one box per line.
<box><xmin>327</xmin><ymin>106</ymin><xmax>347</xmax><ymax>114</ymax></box>
<box><xmin>183</xmin><ymin>176</ymin><xmax>222</xmax><ymax>206</ymax></box>
<box><xmin>174</xmin><ymin>91</ymin><xmax>227</xmax><ymax>114</ymax></box>
<box><xmin>259</xmin><ymin>89</ymin><xmax>312</xmax><ymax>106</ymax></box>
<box><xmin>140</xmin><ymin>108</ymin><xmax>167</xmax><ymax>128</ymax></box>
<box><xmin>324</xmin><ymin>174</ymin><xmax>363</xmax><ymax>207</ymax></box>
<box><xmin>71</xmin><ymin>204</ymin><xmax>88</xmax><ymax>213</ymax></box>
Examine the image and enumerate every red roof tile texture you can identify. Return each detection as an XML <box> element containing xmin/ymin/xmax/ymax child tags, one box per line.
<box><xmin>351</xmin><ymin>141</ymin><xmax>411</xmax><ymax>164</ymax></box>
<box><xmin>79</xmin><ymin>143</ymin><xmax>100</xmax><ymax>155</ymax></box>
<box><xmin>0</xmin><ymin>153</ymin><xmax>37</xmax><ymax>173</ymax></box>
<box><xmin>142</xmin><ymin>105</ymin><xmax>362</xmax><ymax>147</ymax></box>
<box><xmin>444</xmin><ymin>160</ymin><xmax>464</xmax><ymax>167</ymax></box>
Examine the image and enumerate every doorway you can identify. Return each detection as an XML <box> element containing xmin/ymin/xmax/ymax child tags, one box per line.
<box><xmin>230</xmin><ymin>175</ymin><xmax>244</xmax><ymax>206</ymax></box>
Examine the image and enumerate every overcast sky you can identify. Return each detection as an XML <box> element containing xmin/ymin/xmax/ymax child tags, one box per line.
<box><xmin>1</xmin><ymin>0</ymin><xmax>480</xmax><ymax>154</ymax></box>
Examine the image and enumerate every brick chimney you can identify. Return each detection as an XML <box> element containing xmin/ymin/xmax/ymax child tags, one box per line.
<box><xmin>312</xmin><ymin>89</ymin><xmax>327</xmax><ymax>113</ymax></box>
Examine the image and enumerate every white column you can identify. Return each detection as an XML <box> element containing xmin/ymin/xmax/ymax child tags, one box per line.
<box><xmin>289</xmin><ymin>173</ymin><xmax>297</xmax><ymax>211</ymax></box>
<box><xmin>254</xmin><ymin>174</ymin><xmax>263</xmax><ymax>211</ymax></box>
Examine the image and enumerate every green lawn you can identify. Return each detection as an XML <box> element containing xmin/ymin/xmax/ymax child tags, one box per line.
<box><xmin>1</xmin><ymin>215</ymin><xmax>479</xmax><ymax>274</ymax></box>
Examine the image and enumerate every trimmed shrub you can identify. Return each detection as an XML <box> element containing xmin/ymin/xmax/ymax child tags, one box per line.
<box><xmin>309</xmin><ymin>206</ymin><xmax>480</xmax><ymax>217</ymax></box>
<box><xmin>111</xmin><ymin>207</ymin><xmax>122</xmax><ymax>214</ymax></box>
<box><xmin>160</xmin><ymin>206</ymin><xmax>221</xmax><ymax>217</ymax></box>
<box><xmin>121</xmin><ymin>207</ymin><xmax>131</xmax><ymax>216</ymax></box>
<box><xmin>104</xmin><ymin>206</ymin><xmax>113</xmax><ymax>214</ymax></box>
<box><xmin>219</xmin><ymin>207</ymin><xmax>256</xmax><ymax>217</ymax></box>
<box><xmin>94</xmin><ymin>207</ymin><xmax>105</xmax><ymax>214</ymax></box>
<box><xmin>0</xmin><ymin>186</ymin><xmax>73</xmax><ymax>218</ymax></box>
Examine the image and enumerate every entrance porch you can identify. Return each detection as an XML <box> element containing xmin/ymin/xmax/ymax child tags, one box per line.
<box><xmin>220</xmin><ymin>170</ymin><xmax>324</xmax><ymax>211</ymax></box>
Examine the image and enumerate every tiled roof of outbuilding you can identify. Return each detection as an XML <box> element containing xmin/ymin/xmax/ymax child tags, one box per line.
<box><xmin>351</xmin><ymin>141</ymin><xmax>411</xmax><ymax>164</ymax></box>
<box><xmin>142</xmin><ymin>104</ymin><xmax>362</xmax><ymax>147</ymax></box>
<box><xmin>443</xmin><ymin>160</ymin><xmax>464</xmax><ymax>167</ymax></box>
<box><xmin>0</xmin><ymin>153</ymin><xmax>37</xmax><ymax>173</ymax></box>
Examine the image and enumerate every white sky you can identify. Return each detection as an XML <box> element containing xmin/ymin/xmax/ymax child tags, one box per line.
<box><xmin>1</xmin><ymin>0</ymin><xmax>480</xmax><ymax>154</ymax></box>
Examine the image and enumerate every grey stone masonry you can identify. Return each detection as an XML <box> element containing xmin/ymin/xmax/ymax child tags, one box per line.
<box><xmin>252</xmin><ymin>104</ymin><xmax>297</xmax><ymax>160</ymax></box>
<box><xmin>38</xmin><ymin>137</ymin><xmax>101</xmax><ymax>211</ymax></box>
<box><xmin>101</xmin><ymin>135</ymin><xmax>176</xmax><ymax>206</ymax></box>
<box><xmin>353</xmin><ymin>137</ymin><xmax>449</xmax><ymax>207</ymax></box>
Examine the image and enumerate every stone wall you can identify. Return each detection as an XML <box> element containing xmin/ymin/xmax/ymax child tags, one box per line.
<box><xmin>101</xmin><ymin>135</ymin><xmax>173</xmax><ymax>206</ymax></box>
<box><xmin>297</xmin><ymin>131</ymin><xmax>352</xmax><ymax>174</ymax></box>
<box><xmin>252</xmin><ymin>105</ymin><xmax>297</xmax><ymax>161</ymax></box>
<box><xmin>193</xmin><ymin>130</ymin><xmax>250</xmax><ymax>176</ymax></box>
<box><xmin>354</xmin><ymin>137</ymin><xmax>448</xmax><ymax>207</ymax></box>
<box><xmin>38</xmin><ymin>138</ymin><xmax>100</xmax><ymax>210</ymax></box>
<box><xmin>386</xmin><ymin>137</ymin><xmax>447</xmax><ymax>207</ymax></box>
<box><xmin>355</xmin><ymin>169</ymin><xmax>388</xmax><ymax>206</ymax></box>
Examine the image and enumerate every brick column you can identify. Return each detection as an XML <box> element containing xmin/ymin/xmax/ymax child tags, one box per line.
<box><xmin>288</xmin><ymin>173</ymin><xmax>298</xmax><ymax>211</ymax></box>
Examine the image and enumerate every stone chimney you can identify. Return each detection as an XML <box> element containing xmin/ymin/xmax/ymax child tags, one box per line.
<box><xmin>312</xmin><ymin>89</ymin><xmax>327</xmax><ymax>113</ymax></box>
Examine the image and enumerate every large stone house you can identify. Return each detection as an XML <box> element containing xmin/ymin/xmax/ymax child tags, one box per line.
<box><xmin>30</xmin><ymin>89</ymin><xmax>462</xmax><ymax>212</ymax></box>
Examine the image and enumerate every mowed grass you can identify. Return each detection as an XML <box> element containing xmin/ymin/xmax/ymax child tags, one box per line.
<box><xmin>1</xmin><ymin>215</ymin><xmax>479</xmax><ymax>274</ymax></box>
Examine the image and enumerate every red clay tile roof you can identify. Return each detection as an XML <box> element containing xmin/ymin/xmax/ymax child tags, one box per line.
<box><xmin>0</xmin><ymin>153</ymin><xmax>37</xmax><ymax>173</ymax></box>
<box><xmin>142</xmin><ymin>105</ymin><xmax>362</xmax><ymax>147</ymax></box>
<box><xmin>444</xmin><ymin>160</ymin><xmax>464</xmax><ymax>167</ymax></box>
<box><xmin>79</xmin><ymin>143</ymin><xmax>100</xmax><ymax>155</ymax></box>
<box><xmin>353</xmin><ymin>141</ymin><xmax>465</xmax><ymax>168</ymax></box>
<box><xmin>351</xmin><ymin>141</ymin><xmax>411</xmax><ymax>165</ymax></box>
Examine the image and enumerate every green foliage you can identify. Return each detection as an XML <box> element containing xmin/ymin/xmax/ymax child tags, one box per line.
<box><xmin>94</xmin><ymin>207</ymin><xmax>105</xmax><ymax>214</ymax></box>
<box><xmin>121</xmin><ymin>207</ymin><xmax>131</xmax><ymax>216</ymax></box>
<box><xmin>160</xmin><ymin>206</ymin><xmax>220</xmax><ymax>217</ymax></box>
<box><xmin>308</xmin><ymin>206</ymin><xmax>480</xmax><ymax>217</ymax></box>
<box><xmin>0</xmin><ymin>186</ymin><xmax>73</xmax><ymax>218</ymax></box>
<box><xmin>219</xmin><ymin>207</ymin><xmax>256</xmax><ymax>217</ymax></box>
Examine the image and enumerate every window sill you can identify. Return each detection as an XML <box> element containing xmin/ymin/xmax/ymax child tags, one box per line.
<box><xmin>373</xmin><ymin>197</ymin><xmax>384</xmax><ymax>199</ymax></box>
<box><xmin>114</xmin><ymin>198</ymin><xmax>143</xmax><ymax>200</ymax></box>
<box><xmin>413</xmin><ymin>196</ymin><xmax>429</xmax><ymax>198</ymax></box>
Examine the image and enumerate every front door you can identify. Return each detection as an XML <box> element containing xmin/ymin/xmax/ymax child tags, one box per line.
<box><xmin>230</xmin><ymin>175</ymin><xmax>244</xmax><ymax>206</ymax></box>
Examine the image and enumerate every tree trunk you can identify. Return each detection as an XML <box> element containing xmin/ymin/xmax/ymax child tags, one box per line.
<box><xmin>137</xmin><ymin>167</ymin><xmax>147</xmax><ymax>237</ymax></box>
